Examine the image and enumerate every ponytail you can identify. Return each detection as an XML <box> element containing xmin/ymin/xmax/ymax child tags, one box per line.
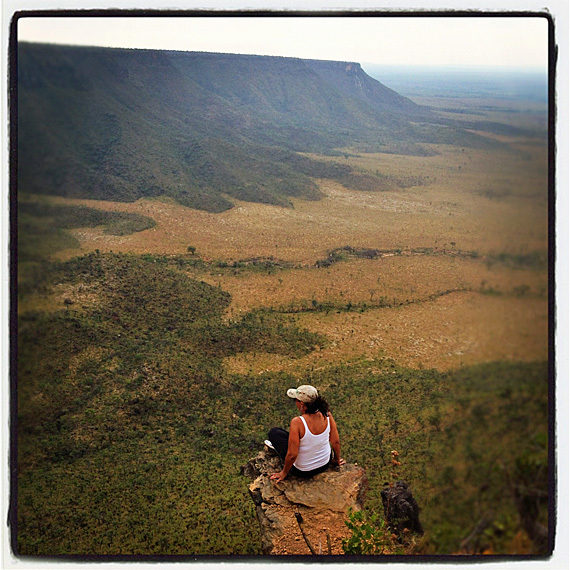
<box><xmin>304</xmin><ymin>395</ymin><xmax>330</xmax><ymax>416</ymax></box>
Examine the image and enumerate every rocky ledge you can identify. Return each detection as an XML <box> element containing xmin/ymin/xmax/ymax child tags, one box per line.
<box><xmin>242</xmin><ymin>448</ymin><xmax>367</xmax><ymax>555</ymax></box>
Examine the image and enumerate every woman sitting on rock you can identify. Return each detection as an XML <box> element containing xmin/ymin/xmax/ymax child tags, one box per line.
<box><xmin>266</xmin><ymin>384</ymin><xmax>345</xmax><ymax>483</ymax></box>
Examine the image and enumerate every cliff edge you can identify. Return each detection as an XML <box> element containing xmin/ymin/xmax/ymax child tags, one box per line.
<box><xmin>242</xmin><ymin>448</ymin><xmax>367</xmax><ymax>555</ymax></box>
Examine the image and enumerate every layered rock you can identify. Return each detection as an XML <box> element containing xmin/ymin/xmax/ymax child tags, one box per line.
<box><xmin>243</xmin><ymin>449</ymin><xmax>367</xmax><ymax>555</ymax></box>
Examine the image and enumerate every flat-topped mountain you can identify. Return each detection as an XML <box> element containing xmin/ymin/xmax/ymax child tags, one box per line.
<box><xmin>17</xmin><ymin>43</ymin><xmax>493</xmax><ymax>212</ymax></box>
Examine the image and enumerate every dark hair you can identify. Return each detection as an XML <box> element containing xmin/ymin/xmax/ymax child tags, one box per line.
<box><xmin>304</xmin><ymin>395</ymin><xmax>330</xmax><ymax>416</ymax></box>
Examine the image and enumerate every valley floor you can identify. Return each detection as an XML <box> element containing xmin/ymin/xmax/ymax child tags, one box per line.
<box><xmin>35</xmin><ymin>134</ymin><xmax>548</xmax><ymax>374</ymax></box>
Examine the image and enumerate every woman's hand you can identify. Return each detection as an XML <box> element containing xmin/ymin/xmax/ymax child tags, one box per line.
<box><xmin>270</xmin><ymin>470</ymin><xmax>287</xmax><ymax>483</ymax></box>
<box><xmin>332</xmin><ymin>458</ymin><xmax>346</xmax><ymax>467</ymax></box>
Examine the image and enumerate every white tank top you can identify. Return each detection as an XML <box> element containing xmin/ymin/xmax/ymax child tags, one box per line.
<box><xmin>294</xmin><ymin>415</ymin><xmax>331</xmax><ymax>471</ymax></box>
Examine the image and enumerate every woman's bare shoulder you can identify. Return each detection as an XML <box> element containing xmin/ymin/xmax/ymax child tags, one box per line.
<box><xmin>290</xmin><ymin>416</ymin><xmax>303</xmax><ymax>429</ymax></box>
<box><xmin>290</xmin><ymin>416</ymin><xmax>304</xmax><ymax>437</ymax></box>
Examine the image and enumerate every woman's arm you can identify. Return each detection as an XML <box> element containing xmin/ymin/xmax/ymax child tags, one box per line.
<box><xmin>270</xmin><ymin>418</ymin><xmax>302</xmax><ymax>482</ymax></box>
<box><xmin>329</xmin><ymin>414</ymin><xmax>345</xmax><ymax>466</ymax></box>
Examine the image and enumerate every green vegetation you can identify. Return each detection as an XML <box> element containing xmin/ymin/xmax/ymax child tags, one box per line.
<box><xmin>17</xmin><ymin>252</ymin><xmax>549</xmax><ymax>556</ymax></box>
<box><xmin>17</xmin><ymin>253</ymin><xmax>326</xmax><ymax>555</ymax></box>
<box><xmin>18</xmin><ymin>43</ymin><xmax>509</xmax><ymax>213</ymax></box>
<box><xmin>19</xmin><ymin>200</ymin><xmax>156</xmax><ymax>259</ymax></box>
<box><xmin>212</xmin><ymin>256</ymin><xmax>298</xmax><ymax>274</ymax></box>
<box><xmin>20</xmin><ymin>202</ymin><xmax>157</xmax><ymax>237</ymax></box>
<box><xmin>17</xmin><ymin>198</ymin><xmax>157</xmax><ymax>300</ymax></box>
<box><xmin>315</xmin><ymin>245</ymin><xmax>480</xmax><ymax>269</ymax></box>
<box><xmin>342</xmin><ymin>509</ymin><xmax>405</xmax><ymax>554</ymax></box>
<box><xmin>310</xmin><ymin>360</ymin><xmax>548</xmax><ymax>556</ymax></box>
<box><xmin>257</xmin><ymin>288</ymin><xmax>470</xmax><ymax>316</ymax></box>
<box><xmin>486</xmin><ymin>251</ymin><xmax>548</xmax><ymax>270</ymax></box>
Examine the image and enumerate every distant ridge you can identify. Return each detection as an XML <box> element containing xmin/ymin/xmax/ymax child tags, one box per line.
<box><xmin>17</xmin><ymin>43</ymin><xmax>497</xmax><ymax>212</ymax></box>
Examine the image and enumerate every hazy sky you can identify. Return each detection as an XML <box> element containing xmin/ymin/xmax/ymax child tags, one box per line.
<box><xmin>17</xmin><ymin>14</ymin><xmax>549</xmax><ymax>70</ymax></box>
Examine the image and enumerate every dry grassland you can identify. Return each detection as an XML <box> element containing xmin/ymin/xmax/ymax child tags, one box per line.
<box><xmin>43</xmin><ymin>132</ymin><xmax>549</xmax><ymax>373</ymax></box>
<box><xmin>52</xmin><ymin>143</ymin><xmax>547</xmax><ymax>263</ymax></box>
<box><xmin>203</xmin><ymin>255</ymin><xmax>546</xmax><ymax>316</ymax></box>
<box><xmin>225</xmin><ymin>294</ymin><xmax>548</xmax><ymax>373</ymax></box>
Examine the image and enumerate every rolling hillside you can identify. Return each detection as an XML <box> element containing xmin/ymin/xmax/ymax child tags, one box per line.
<box><xmin>17</xmin><ymin>43</ymin><xmax>501</xmax><ymax>212</ymax></box>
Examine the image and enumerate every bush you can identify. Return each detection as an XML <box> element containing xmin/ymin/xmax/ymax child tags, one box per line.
<box><xmin>342</xmin><ymin>509</ymin><xmax>403</xmax><ymax>555</ymax></box>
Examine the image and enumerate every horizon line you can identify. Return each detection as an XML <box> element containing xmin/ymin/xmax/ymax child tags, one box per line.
<box><xmin>16</xmin><ymin>40</ymin><xmax>547</xmax><ymax>73</ymax></box>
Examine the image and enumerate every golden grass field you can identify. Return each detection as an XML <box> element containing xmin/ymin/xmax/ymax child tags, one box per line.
<box><xmin>38</xmin><ymin>116</ymin><xmax>548</xmax><ymax>375</ymax></box>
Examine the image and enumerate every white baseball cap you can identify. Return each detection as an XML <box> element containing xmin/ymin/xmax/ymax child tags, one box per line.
<box><xmin>287</xmin><ymin>385</ymin><xmax>318</xmax><ymax>403</ymax></box>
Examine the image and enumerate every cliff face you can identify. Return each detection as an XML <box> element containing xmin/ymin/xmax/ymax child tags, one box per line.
<box><xmin>304</xmin><ymin>59</ymin><xmax>424</xmax><ymax>117</ymax></box>
<box><xmin>242</xmin><ymin>449</ymin><xmax>367</xmax><ymax>555</ymax></box>
<box><xmin>17</xmin><ymin>43</ymin><xmax>438</xmax><ymax>212</ymax></box>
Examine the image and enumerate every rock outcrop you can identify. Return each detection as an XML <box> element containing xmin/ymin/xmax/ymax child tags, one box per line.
<box><xmin>242</xmin><ymin>448</ymin><xmax>367</xmax><ymax>555</ymax></box>
<box><xmin>381</xmin><ymin>481</ymin><xmax>424</xmax><ymax>537</ymax></box>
